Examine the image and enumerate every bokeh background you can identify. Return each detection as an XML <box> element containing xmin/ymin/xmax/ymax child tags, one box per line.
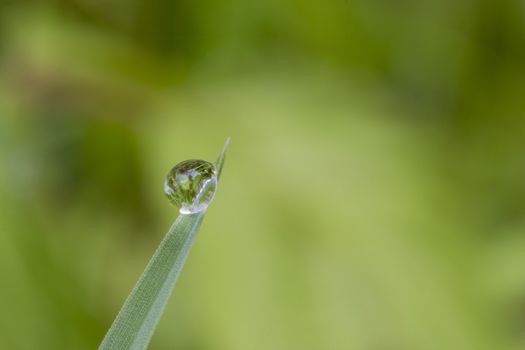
<box><xmin>1</xmin><ymin>0</ymin><xmax>525</xmax><ymax>349</ymax></box>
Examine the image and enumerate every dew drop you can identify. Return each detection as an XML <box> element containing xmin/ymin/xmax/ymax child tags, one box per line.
<box><xmin>164</xmin><ymin>159</ymin><xmax>218</xmax><ymax>214</ymax></box>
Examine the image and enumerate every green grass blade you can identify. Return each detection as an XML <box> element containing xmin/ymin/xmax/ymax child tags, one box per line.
<box><xmin>215</xmin><ymin>136</ymin><xmax>230</xmax><ymax>179</ymax></box>
<box><xmin>99</xmin><ymin>212</ymin><xmax>204</xmax><ymax>350</ymax></box>
<box><xmin>99</xmin><ymin>138</ymin><xmax>229</xmax><ymax>349</ymax></box>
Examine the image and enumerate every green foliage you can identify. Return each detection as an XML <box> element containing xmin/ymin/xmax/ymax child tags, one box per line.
<box><xmin>99</xmin><ymin>212</ymin><xmax>205</xmax><ymax>350</ymax></box>
<box><xmin>99</xmin><ymin>141</ymin><xmax>228</xmax><ymax>349</ymax></box>
<box><xmin>0</xmin><ymin>1</ymin><xmax>524</xmax><ymax>350</ymax></box>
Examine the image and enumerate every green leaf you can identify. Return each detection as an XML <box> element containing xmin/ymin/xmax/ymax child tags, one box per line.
<box><xmin>214</xmin><ymin>136</ymin><xmax>230</xmax><ymax>179</ymax></box>
<box><xmin>99</xmin><ymin>138</ymin><xmax>229</xmax><ymax>350</ymax></box>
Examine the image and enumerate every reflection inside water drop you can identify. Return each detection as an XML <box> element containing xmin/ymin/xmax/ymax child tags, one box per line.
<box><xmin>164</xmin><ymin>159</ymin><xmax>218</xmax><ymax>214</ymax></box>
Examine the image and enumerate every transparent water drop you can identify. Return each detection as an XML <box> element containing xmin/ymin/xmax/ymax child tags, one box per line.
<box><xmin>164</xmin><ymin>159</ymin><xmax>218</xmax><ymax>214</ymax></box>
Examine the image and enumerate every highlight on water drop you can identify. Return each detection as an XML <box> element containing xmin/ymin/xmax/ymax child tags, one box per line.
<box><xmin>164</xmin><ymin>159</ymin><xmax>218</xmax><ymax>214</ymax></box>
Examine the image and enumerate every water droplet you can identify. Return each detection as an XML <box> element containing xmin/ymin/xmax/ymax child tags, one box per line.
<box><xmin>164</xmin><ymin>159</ymin><xmax>218</xmax><ymax>214</ymax></box>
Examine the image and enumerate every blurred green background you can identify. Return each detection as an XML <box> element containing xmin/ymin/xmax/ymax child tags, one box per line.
<box><xmin>1</xmin><ymin>0</ymin><xmax>525</xmax><ymax>349</ymax></box>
